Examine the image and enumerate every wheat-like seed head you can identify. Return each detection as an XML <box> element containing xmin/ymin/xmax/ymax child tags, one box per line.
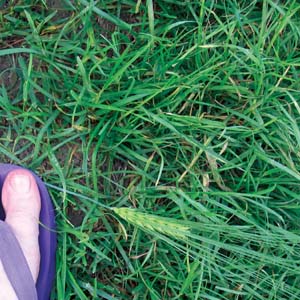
<box><xmin>113</xmin><ymin>207</ymin><xmax>190</xmax><ymax>240</ymax></box>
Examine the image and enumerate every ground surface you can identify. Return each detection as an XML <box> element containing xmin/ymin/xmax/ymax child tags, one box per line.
<box><xmin>1</xmin><ymin>1</ymin><xmax>300</xmax><ymax>299</ymax></box>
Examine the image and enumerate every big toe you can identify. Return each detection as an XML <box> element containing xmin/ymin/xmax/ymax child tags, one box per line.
<box><xmin>2</xmin><ymin>169</ymin><xmax>41</xmax><ymax>216</ymax></box>
<box><xmin>2</xmin><ymin>169</ymin><xmax>41</xmax><ymax>281</ymax></box>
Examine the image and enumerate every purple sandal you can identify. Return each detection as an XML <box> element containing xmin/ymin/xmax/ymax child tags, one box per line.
<box><xmin>0</xmin><ymin>164</ymin><xmax>56</xmax><ymax>300</ymax></box>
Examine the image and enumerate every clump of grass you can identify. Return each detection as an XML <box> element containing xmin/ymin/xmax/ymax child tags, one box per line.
<box><xmin>1</xmin><ymin>0</ymin><xmax>300</xmax><ymax>299</ymax></box>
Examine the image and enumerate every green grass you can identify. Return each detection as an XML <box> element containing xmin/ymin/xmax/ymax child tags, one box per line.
<box><xmin>1</xmin><ymin>0</ymin><xmax>300</xmax><ymax>299</ymax></box>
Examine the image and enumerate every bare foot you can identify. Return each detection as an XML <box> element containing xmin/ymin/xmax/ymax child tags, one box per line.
<box><xmin>0</xmin><ymin>169</ymin><xmax>41</xmax><ymax>299</ymax></box>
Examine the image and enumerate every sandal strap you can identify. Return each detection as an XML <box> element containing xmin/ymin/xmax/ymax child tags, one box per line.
<box><xmin>0</xmin><ymin>220</ymin><xmax>38</xmax><ymax>300</ymax></box>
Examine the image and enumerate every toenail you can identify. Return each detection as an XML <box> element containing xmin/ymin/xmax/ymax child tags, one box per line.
<box><xmin>9</xmin><ymin>174</ymin><xmax>31</xmax><ymax>193</ymax></box>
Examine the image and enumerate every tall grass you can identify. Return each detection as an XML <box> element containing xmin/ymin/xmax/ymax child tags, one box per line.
<box><xmin>1</xmin><ymin>0</ymin><xmax>300</xmax><ymax>299</ymax></box>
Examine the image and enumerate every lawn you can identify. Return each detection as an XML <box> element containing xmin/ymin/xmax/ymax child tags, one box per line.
<box><xmin>1</xmin><ymin>0</ymin><xmax>300</xmax><ymax>299</ymax></box>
